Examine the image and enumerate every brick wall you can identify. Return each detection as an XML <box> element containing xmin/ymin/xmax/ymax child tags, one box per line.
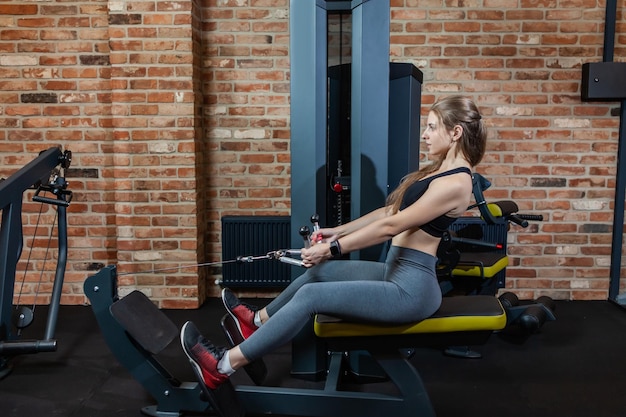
<box><xmin>389</xmin><ymin>1</ymin><xmax>623</xmax><ymax>301</ymax></box>
<box><xmin>0</xmin><ymin>0</ymin><xmax>624</xmax><ymax>305</ymax></box>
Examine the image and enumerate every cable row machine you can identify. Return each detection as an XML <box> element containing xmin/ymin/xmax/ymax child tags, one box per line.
<box><xmin>83</xmin><ymin>186</ymin><xmax>555</xmax><ymax>417</ymax></box>
<box><xmin>0</xmin><ymin>147</ymin><xmax>72</xmax><ymax>379</ymax></box>
<box><xmin>85</xmin><ymin>263</ymin><xmax>509</xmax><ymax>417</ymax></box>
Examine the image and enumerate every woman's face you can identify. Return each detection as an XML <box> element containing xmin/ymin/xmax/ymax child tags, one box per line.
<box><xmin>422</xmin><ymin>111</ymin><xmax>455</xmax><ymax>158</ymax></box>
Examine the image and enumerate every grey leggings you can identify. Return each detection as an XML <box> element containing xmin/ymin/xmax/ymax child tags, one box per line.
<box><xmin>238</xmin><ymin>246</ymin><xmax>442</xmax><ymax>362</ymax></box>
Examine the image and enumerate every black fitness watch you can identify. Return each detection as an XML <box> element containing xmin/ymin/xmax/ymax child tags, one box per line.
<box><xmin>329</xmin><ymin>240</ymin><xmax>342</xmax><ymax>258</ymax></box>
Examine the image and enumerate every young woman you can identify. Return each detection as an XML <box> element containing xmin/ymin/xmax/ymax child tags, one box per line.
<box><xmin>181</xmin><ymin>95</ymin><xmax>488</xmax><ymax>391</ymax></box>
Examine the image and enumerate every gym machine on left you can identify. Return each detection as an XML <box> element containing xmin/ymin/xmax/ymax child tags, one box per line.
<box><xmin>0</xmin><ymin>146</ymin><xmax>73</xmax><ymax>379</ymax></box>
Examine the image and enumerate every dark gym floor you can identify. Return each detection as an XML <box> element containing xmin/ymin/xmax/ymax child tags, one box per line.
<box><xmin>1</xmin><ymin>297</ymin><xmax>625</xmax><ymax>417</ymax></box>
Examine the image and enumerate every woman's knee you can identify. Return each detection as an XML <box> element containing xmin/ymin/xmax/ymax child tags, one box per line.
<box><xmin>291</xmin><ymin>282</ymin><xmax>324</xmax><ymax>305</ymax></box>
<box><xmin>289</xmin><ymin>269</ymin><xmax>322</xmax><ymax>289</ymax></box>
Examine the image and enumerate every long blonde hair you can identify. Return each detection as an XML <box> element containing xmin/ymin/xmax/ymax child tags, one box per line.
<box><xmin>386</xmin><ymin>96</ymin><xmax>487</xmax><ymax>213</ymax></box>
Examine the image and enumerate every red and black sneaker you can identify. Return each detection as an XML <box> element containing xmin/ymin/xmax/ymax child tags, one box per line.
<box><xmin>180</xmin><ymin>321</ymin><xmax>229</xmax><ymax>390</ymax></box>
<box><xmin>221</xmin><ymin>288</ymin><xmax>259</xmax><ymax>340</ymax></box>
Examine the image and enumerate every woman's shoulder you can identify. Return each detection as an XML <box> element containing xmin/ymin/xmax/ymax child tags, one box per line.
<box><xmin>425</xmin><ymin>166</ymin><xmax>472</xmax><ymax>182</ymax></box>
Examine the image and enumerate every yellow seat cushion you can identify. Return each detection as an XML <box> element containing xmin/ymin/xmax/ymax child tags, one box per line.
<box><xmin>486</xmin><ymin>202</ymin><xmax>504</xmax><ymax>218</ymax></box>
<box><xmin>314</xmin><ymin>295</ymin><xmax>506</xmax><ymax>338</ymax></box>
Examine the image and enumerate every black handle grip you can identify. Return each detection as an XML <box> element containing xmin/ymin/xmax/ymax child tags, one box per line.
<box><xmin>299</xmin><ymin>226</ymin><xmax>311</xmax><ymax>249</ymax></box>
<box><xmin>517</xmin><ymin>214</ymin><xmax>544</xmax><ymax>222</ymax></box>
<box><xmin>507</xmin><ymin>214</ymin><xmax>528</xmax><ymax>228</ymax></box>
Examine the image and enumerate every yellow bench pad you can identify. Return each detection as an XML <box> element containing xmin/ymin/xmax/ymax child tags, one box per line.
<box><xmin>452</xmin><ymin>252</ymin><xmax>509</xmax><ymax>278</ymax></box>
<box><xmin>314</xmin><ymin>295</ymin><xmax>506</xmax><ymax>338</ymax></box>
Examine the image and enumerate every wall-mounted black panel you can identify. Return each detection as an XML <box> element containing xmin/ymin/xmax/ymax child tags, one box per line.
<box><xmin>581</xmin><ymin>62</ymin><xmax>626</xmax><ymax>101</ymax></box>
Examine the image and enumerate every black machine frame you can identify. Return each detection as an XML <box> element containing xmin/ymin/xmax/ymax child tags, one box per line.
<box><xmin>580</xmin><ymin>0</ymin><xmax>626</xmax><ymax>305</ymax></box>
<box><xmin>0</xmin><ymin>146</ymin><xmax>72</xmax><ymax>377</ymax></box>
<box><xmin>84</xmin><ymin>265</ymin><xmax>508</xmax><ymax>417</ymax></box>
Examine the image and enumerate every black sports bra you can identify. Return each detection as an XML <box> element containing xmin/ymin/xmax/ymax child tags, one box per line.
<box><xmin>399</xmin><ymin>167</ymin><xmax>472</xmax><ymax>237</ymax></box>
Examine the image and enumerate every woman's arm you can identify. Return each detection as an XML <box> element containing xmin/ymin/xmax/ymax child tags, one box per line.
<box><xmin>311</xmin><ymin>206</ymin><xmax>389</xmax><ymax>242</ymax></box>
<box><xmin>301</xmin><ymin>173</ymin><xmax>471</xmax><ymax>266</ymax></box>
